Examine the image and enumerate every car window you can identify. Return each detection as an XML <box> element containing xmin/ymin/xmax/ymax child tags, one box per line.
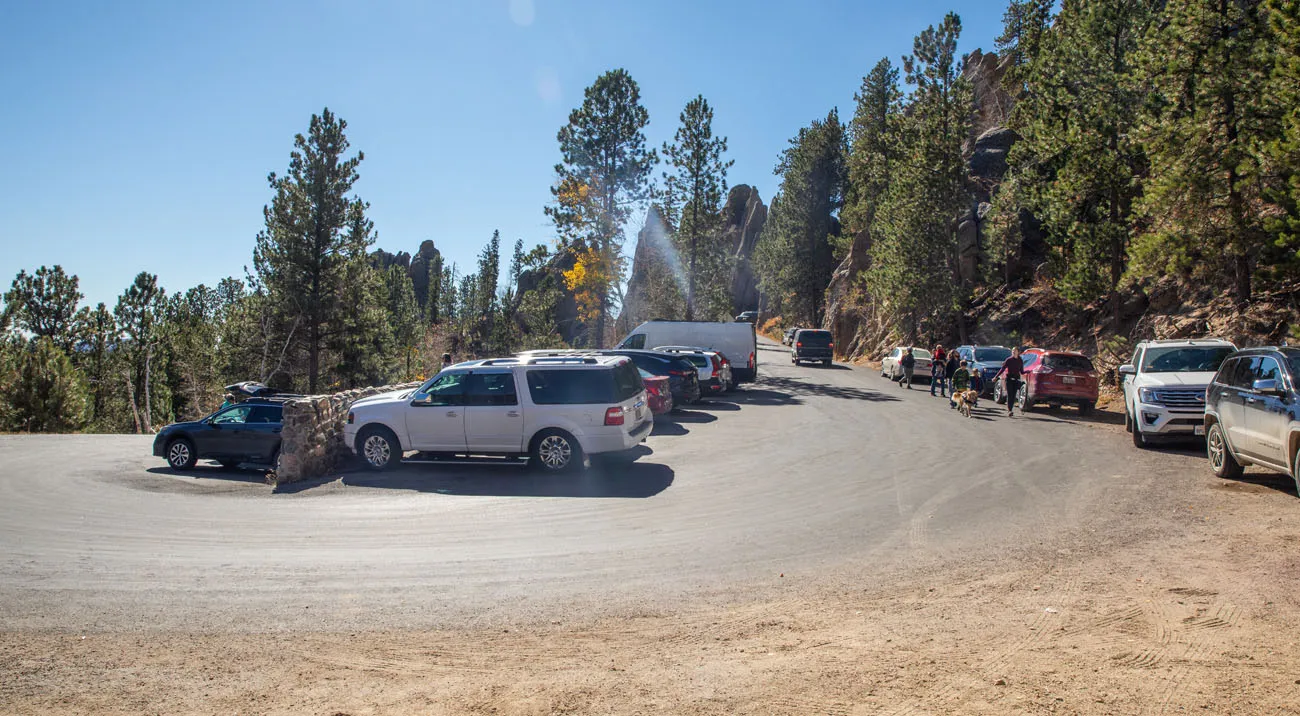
<box><xmin>419</xmin><ymin>372</ymin><xmax>468</xmax><ymax>406</ymax></box>
<box><xmin>1043</xmin><ymin>354</ymin><xmax>1093</xmax><ymax>372</ymax></box>
<box><xmin>1022</xmin><ymin>353</ymin><xmax>1041</xmax><ymax>367</ymax></box>
<box><xmin>526</xmin><ymin>369</ymin><xmax>615</xmax><ymax>405</ymax></box>
<box><xmin>1141</xmin><ymin>346</ymin><xmax>1235</xmax><ymax>373</ymax></box>
<box><xmin>1130</xmin><ymin>348</ymin><xmax>1141</xmax><ymax>369</ymax></box>
<box><xmin>623</xmin><ymin>334</ymin><xmax>646</xmax><ymax>350</ymax></box>
<box><xmin>1214</xmin><ymin>358</ymin><xmax>1241</xmax><ymax>386</ymax></box>
<box><xmin>912</xmin><ymin>349</ymin><xmax>933</xmax><ymax>360</ymax></box>
<box><xmin>212</xmin><ymin>405</ymin><xmax>251</xmax><ymax>424</ymax></box>
<box><xmin>465</xmin><ymin>372</ymin><xmax>518</xmax><ymax>407</ymax></box>
<box><xmin>612</xmin><ymin>361</ymin><xmax>644</xmax><ymax>401</ymax></box>
<box><xmin>888</xmin><ymin>348</ymin><xmax>900</xmax><ymax>358</ymax></box>
<box><xmin>246</xmin><ymin>405</ymin><xmax>282</xmax><ymax>424</ymax></box>
<box><xmin>797</xmin><ymin>330</ymin><xmax>832</xmax><ymax>346</ymax></box>
<box><xmin>1285</xmin><ymin>352</ymin><xmax>1300</xmax><ymax>381</ymax></box>
<box><xmin>1225</xmin><ymin>358</ymin><xmax>1256</xmax><ymax>389</ymax></box>
<box><xmin>974</xmin><ymin>347</ymin><xmax>1012</xmax><ymax>363</ymax></box>
<box><xmin>1251</xmin><ymin>357</ymin><xmax>1282</xmax><ymax>386</ymax></box>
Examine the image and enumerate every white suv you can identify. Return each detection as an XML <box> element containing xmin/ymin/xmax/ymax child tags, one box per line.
<box><xmin>1119</xmin><ymin>338</ymin><xmax>1237</xmax><ymax>449</ymax></box>
<box><xmin>344</xmin><ymin>356</ymin><xmax>652</xmax><ymax>472</ymax></box>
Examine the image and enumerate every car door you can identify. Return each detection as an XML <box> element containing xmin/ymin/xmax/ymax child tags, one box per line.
<box><xmin>1213</xmin><ymin>358</ymin><xmax>1250</xmax><ymax>453</ymax></box>
<box><xmin>242</xmin><ymin>404</ymin><xmax>284</xmax><ymax>460</ymax></box>
<box><xmin>405</xmin><ymin>371</ymin><xmax>469</xmax><ymax>452</ymax></box>
<box><xmin>205</xmin><ymin>404</ymin><xmax>253</xmax><ymax>457</ymax></box>
<box><xmin>1244</xmin><ymin>355</ymin><xmax>1290</xmax><ymax>467</ymax></box>
<box><xmin>464</xmin><ymin>370</ymin><xmax>524</xmax><ymax>453</ymax></box>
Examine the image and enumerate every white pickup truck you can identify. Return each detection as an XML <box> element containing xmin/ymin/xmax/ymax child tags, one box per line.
<box><xmin>344</xmin><ymin>356</ymin><xmax>652</xmax><ymax>472</ymax></box>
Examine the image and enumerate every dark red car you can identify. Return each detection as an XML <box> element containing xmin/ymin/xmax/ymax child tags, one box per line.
<box><xmin>993</xmin><ymin>348</ymin><xmax>1099</xmax><ymax>414</ymax></box>
<box><xmin>638</xmin><ymin>368</ymin><xmax>674</xmax><ymax>415</ymax></box>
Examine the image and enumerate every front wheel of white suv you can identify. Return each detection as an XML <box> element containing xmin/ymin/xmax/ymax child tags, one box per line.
<box><xmin>530</xmin><ymin>429</ymin><xmax>583</xmax><ymax>473</ymax></box>
<box><xmin>1206</xmin><ymin>422</ymin><xmax>1243</xmax><ymax>479</ymax></box>
<box><xmin>358</xmin><ymin>426</ymin><xmax>401</xmax><ymax>471</ymax></box>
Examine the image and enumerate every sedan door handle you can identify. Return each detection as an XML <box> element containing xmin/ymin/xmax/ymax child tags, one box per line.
<box><xmin>446</xmin><ymin>411</ymin><xmax>460</xmax><ymax>417</ymax></box>
<box><xmin>1245</xmin><ymin>397</ymin><xmax>1257</xmax><ymax>404</ymax></box>
<box><xmin>506</xmin><ymin>411</ymin><xmax>520</xmax><ymax>417</ymax></box>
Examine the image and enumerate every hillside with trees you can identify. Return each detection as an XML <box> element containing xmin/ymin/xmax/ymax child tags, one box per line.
<box><xmin>3</xmin><ymin>0</ymin><xmax>1299</xmax><ymax>433</ymax></box>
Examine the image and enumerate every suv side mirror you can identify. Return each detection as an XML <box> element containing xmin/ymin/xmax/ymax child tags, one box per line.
<box><xmin>1118</xmin><ymin>364</ymin><xmax>1136</xmax><ymax>376</ymax></box>
<box><xmin>1252</xmin><ymin>379</ymin><xmax>1284</xmax><ymax>396</ymax></box>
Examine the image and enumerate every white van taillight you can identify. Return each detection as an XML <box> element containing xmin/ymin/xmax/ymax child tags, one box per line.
<box><xmin>748</xmin><ymin>352</ymin><xmax>755</xmax><ymax>369</ymax></box>
<box><xmin>604</xmin><ymin>407</ymin><xmax>625</xmax><ymax>426</ymax></box>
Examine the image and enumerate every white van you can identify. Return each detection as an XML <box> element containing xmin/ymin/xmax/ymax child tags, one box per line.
<box><xmin>617</xmin><ymin>321</ymin><xmax>759</xmax><ymax>383</ymax></box>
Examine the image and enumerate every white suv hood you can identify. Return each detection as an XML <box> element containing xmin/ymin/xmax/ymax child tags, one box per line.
<box><xmin>1134</xmin><ymin>371</ymin><xmax>1217</xmax><ymax>389</ymax></box>
<box><xmin>350</xmin><ymin>389</ymin><xmax>413</xmax><ymax>410</ymax></box>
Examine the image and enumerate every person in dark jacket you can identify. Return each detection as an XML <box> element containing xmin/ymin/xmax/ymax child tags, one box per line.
<box><xmin>930</xmin><ymin>344</ymin><xmax>947</xmax><ymax>397</ymax></box>
<box><xmin>945</xmin><ymin>351</ymin><xmax>960</xmax><ymax>397</ymax></box>
<box><xmin>898</xmin><ymin>347</ymin><xmax>916</xmax><ymax>389</ymax></box>
<box><xmin>1001</xmin><ymin>347</ymin><xmax>1026</xmax><ymax>417</ymax></box>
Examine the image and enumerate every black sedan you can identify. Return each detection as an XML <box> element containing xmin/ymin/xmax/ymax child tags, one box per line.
<box><xmin>153</xmin><ymin>401</ymin><xmax>285</xmax><ymax>470</ymax></box>
<box><xmin>598</xmin><ymin>349</ymin><xmax>702</xmax><ymax>405</ymax></box>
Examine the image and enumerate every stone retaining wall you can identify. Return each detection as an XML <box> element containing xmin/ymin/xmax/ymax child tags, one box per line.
<box><xmin>272</xmin><ymin>381</ymin><xmax>422</xmax><ymax>486</ymax></box>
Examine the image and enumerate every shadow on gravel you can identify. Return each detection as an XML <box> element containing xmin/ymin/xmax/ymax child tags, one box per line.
<box><xmin>757</xmin><ymin>375</ymin><xmax>902</xmax><ymax>403</ymax></box>
<box><xmin>295</xmin><ymin>458</ymin><xmax>674</xmax><ymax>498</ymax></box>
<box><xmin>146</xmin><ymin>465</ymin><xmax>269</xmax><ymax>484</ymax></box>
<box><xmin>690</xmin><ymin>399</ymin><xmax>741</xmax><ymax>411</ymax></box>
<box><xmin>671</xmin><ymin>409</ymin><xmax>718</xmax><ymax>424</ymax></box>
<box><xmin>1215</xmin><ymin>471</ymin><xmax>1299</xmax><ymax>497</ymax></box>
<box><xmin>652</xmin><ymin>420</ymin><xmax>690</xmax><ymax>436</ymax></box>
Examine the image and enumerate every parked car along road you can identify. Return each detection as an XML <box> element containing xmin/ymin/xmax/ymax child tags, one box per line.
<box><xmin>1120</xmin><ymin>338</ymin><xmax>1237</xmax><ymax>449</ymax></box>
<box><xmin>517</xmin><ymin>349</ymin><xmax>703</xmax><ymax>407</ymax></box>
<box><xmin>791</xmin><ymin>329</ymin><xmax>834</xmax><ymax>366</ymax></box>
<box><xmin>638</xmin><ymin>368</ymin><xmax>674</xmax><ymax>416</ymax></box>
<box><xmin>154</xmin><ymin>399</ymin><xmax>285</xmax><ymax>471</ymax></box>
<box><xmin>619</xmin><ymin>320</ymin><xmax>758</xmax><ymax>383</ymax></box>
<box><xmin>783</xmin><ymin>327</ymin><xmax>801</xmax><ymax>346</ymax></box>
<box><xmin>734</xmin><ymin>311</ymin><xmax>758</xmax><ymax>323</ymax></box>
<box><xmin>993</xmin><ymin>348</ymin><xmax>1099</xmax><ymax>414</ymax></box>
<box><xmin>655</xmin><ymin>346</ymin><xmax>733</xmax><ymax>393</ymax></box>
<box><xmin>344</xmin><ymin>355</ymin><xmax>652</xmax><ymax>472</ymax></box>
<box><xmin>955</xmin><ymin>345</ymin><xmax>1013</xmax><ymax>396</ymax></box>
<box><xmin>1204</xmin><ymin>346</ymin><xmax>1300</xmax><ymax>492</ymax></box>
<box><xmin>881</xmin><ymin>347</ymin><xmax>933</xmax><ymax>382</ymax></box>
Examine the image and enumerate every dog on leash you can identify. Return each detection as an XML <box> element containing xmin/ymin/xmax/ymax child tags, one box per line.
<box><xmin>954</xmin><ymin>389</ymin><xmax>980</xmax><ymax>418</ymax></box>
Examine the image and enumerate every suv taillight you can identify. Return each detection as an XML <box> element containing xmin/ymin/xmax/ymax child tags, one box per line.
<box><xmin>796</xmin><ymin>342</ymin><xmax>803</xmax><ymax>348</ymax></box>
<box><xmin>710</xmin><ymin>355</ymin><xmax>721</xmax><ymax>377</ymax></box>
<box><xmin>604</xmin><ymin>407</ymin><xmax>625</xmax><ymax>426</ymax></box>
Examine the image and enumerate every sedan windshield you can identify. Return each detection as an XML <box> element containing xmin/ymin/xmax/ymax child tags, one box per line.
<box><xmin>1141</xmin><ymin>346</ymin><xmax>1235</xmax><ymax>373</ymax></box>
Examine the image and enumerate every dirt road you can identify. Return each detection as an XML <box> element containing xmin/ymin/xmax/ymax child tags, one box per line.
<box><xmin>3</xmin><ymin>341</ymin><xmax>1299</xmax><ymax>714</ymax></box>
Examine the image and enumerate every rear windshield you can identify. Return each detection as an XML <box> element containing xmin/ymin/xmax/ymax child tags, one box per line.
<box><xmin>974</xmin><ymin>347</ymin><xmax>1012</xmax><ymax>362</ymax></box>
<box><xmin>1141</xmin><ymin>346</ymin><xmax>1234</xmax><ymax>373</ymax></box>
<box><xmin>798</xmin><ymin>331</ymin><xmax>832</xmax><ymax>346</ymax></box>
<box><xmin>682</xmin><ymin>355</ymin><xmax>709</xmax><ymax>367</ymax></box>
<box><xmin>1044</xmin><ymin>354</ymin><xmax>1094</xmax><ymax>373</ymax></box>
<box><xmin>526</xmin><ymin>369</ymin><xmax>614</xmax><ymax>405</ymax></box>
<box><xmin>1284</xmin><ymin>351</ymin><xmax>1300</xmax><ymax>379</ymax></box>
<box><xmin>612</xmin><ymin>361</ymin><xmax>644</xmax><ymax>401</ymax></box>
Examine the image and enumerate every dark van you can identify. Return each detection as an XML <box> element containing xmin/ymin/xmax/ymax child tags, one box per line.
<box><xmin>792</xmin><ymin>329</ymin><xmax>834</xmax><ymax>367</ymax></box>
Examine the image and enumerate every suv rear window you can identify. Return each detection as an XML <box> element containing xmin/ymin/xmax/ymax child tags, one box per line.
<box><xmin>612</xmin><ymin>361</ymin><xmax>644</xmax><ymax>401</ymax></box>
<box><xmin>1043</xmin><ymin>354</ymin><xmax>1094</xmax><ymax>373</ymax></box>
<box><xmin>798</xmin><ymin>331</ymin><xmax>832</xmax><ymax>346</ymax></box>
<box><xmin>526</xmin><ymin>369</ymin><xmax>614</xmax><ymax>405</ymax></box>
<box><xmin>681</xmin><ymin>355</ymin><xmax>709</xmax><ymax>367</ymax></box>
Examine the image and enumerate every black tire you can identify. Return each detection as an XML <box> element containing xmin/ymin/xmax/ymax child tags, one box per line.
<box><xmin>357</xmin><ymin>426</ymin><xmax>401</xmax><ymax>471</ymax></box>
<box><xmin>165</xmin><ymin>438</ymin><xmax>197</xmax><ymax>470</ymax></box>
<box><xmin>1079</xmin><ymin>401</ymin><xmax>1095</xmax><ymax>416</ymax></box>
<box><xmin>1292</xmin><ymin>445</ymin><xmax>1300</xmax><ymax>497</ymax></box>
<box><xmin>530</xmin><ymin>429</ymin><xmax>583</xmax><ymax>473</ymax></box>
<box><xmin>219</xmin><ymin>460</ymin><xmax>240</xmax><ymax>470</ymax></box>
<box><xmin>1124</xmin><ymin>409</ymin><xmax>1133</xmax><ymax>433</ymax></box>
<box><xmin>1131</xmin><ymin>421</ymin><xmax>1148</xmax><ymax>449</ymax></box>
<box><xmin>993</xmin><ymin>381</ymin><xmax>1006</xmax><ymax>405</ymax></box>
<box><xmin>823</xmin><ymin>360</ymin><xmax>832</xmax><ymax>367</ymax></box>
<box><xmin>1206</xmin><ymin>422</ymin><xmax>1243</xmax><ymax>479</ymax></box>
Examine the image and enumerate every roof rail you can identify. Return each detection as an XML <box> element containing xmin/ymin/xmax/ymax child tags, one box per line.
<box><xmin>524</xmin><ymin>356</ymin><xmax>599</xmax><ymax>365</ymax></box>
<box><xmin>478</xmin><ymin>358</ymin><xmax>522</xmax><ymax>366</ymax></box>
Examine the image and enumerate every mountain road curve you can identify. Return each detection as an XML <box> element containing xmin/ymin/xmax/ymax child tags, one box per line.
<box><xmin>0</xmin><ymin>338</ymin><xmax>1208</xmax><ymax>633</ymax></box>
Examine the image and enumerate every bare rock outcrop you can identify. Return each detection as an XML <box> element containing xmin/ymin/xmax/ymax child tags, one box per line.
<box><xmin>722</xmin><ymin>185</ymin><xmax>768</xmax><ymax>313</ymax></box>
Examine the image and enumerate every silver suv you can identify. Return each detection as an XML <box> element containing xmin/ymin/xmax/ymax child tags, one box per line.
<box><xmin>1204</xmin><ymin>347</ymin><xmax>1300</xmax><ymax>493</ymax></box>
<box><xmin>1119</xmin><ymin>338</ymin><xmax>1236</xmax><ymax>448</ymax></box>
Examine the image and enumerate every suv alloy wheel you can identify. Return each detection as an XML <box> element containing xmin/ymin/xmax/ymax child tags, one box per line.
<box><xmin>1206</xmin><ymin>422</ymin><xmax>1243</xmax><ymax>479</ymax></box>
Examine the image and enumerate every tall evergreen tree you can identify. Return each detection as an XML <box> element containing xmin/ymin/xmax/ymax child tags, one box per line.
<box><xmin>754</xmin><ymin>110</ymin><xmax>847</xmax><ymax>325</ymax></box>
<box><xmin>661</xmin><ymin>95</ymin><xmax>733</xmax><ymax>320</ymax></box>
<box><xmin>1264</xmin><ymin>0</ymin><xmax>1300</xmax><ymax>271</ymax></box>
<box><xmin>76</xmin><ymin>302</ymin><xmax>118</xmax><ymax>426</ymax></box>
<box><xmin>996</xmin><ymin>0</ymin><xmax>1055</xmax><ymax>99</ymax></box>
<box><xmin>113</xmin><ymin>272</ymin><xmax>166</xmax><ymax>432</ymax></box>
<box><xmin>1131</xmin><ymin>0</ymin><xmax>1275</xmax><ymax>304</ymax></box>
<box><xmin>385</xmin><ymin>265</ymin><xmax>421</xmax><ymax>380</ymax></box>
<box><xmin>4</xmin><ymin>265</ymin><xmax>83</xmax><ymax>351</ymax></box>
<box><xmin>843</xmin><ymin>57</ymin><xmax>903</xmax><ymax>244</ymax></box>
<box><xmin>253</xmin><ymin>108</ymin><xmax>373</xmax><ymax>391</ymax></box>
<box><xmin>546</xmin><ymin>69</ymin><xmax>656</xmax><ymax>346</ymax></box>
<box><xmin>7</xmin><ymin>338</ymin><xmax>90</xmax><ymax>433</ymax></box>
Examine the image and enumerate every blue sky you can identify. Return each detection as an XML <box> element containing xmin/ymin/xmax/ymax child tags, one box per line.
<box><xmin>0</xmin><ymin>0</ymin><xmax>1004</xmax><ymax>309</ymax></box>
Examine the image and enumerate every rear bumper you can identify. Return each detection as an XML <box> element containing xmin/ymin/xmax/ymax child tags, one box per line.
<box><xmin>584</xmin><ymin>419</ymin><xmax>653</xmax><ymax>454</ymax></box>
<box><xmin>702</xmin><ymin>378</ymin><xmax>726</xmax><ymax>393</ymax></box>
<box><xmin>1030</xmin><ymin>387</ymin><xmax>1099</xmax><ymax>403</ymax></box>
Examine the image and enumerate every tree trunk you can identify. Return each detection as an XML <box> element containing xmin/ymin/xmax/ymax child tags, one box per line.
<box><xmin>125</xmin><ymin>371</ymin><xmax>141</xmax><ymax>435</ymax></box>
<box><xmin>142</xmin><ymin>346</ymin><xmax>152</xmax><ymax>433</ymax></box>
<box><xmin>308</xmin><ymin>323</ymin><xmax>319</xmax><ymax>394</ymax></box>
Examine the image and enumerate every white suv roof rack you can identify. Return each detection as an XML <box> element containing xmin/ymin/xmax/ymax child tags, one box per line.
<box><xmin>1142</xmin><ymin>338</ymin><xmax>1234</xmax><ymax>345</ymax></box>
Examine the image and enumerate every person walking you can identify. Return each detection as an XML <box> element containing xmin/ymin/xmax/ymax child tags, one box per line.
<box><xmin>1002</xmin><ymin>346</ymin><xmax>1026</xmax><ymax>417</ymax></box>
<box><xmin>945</xmin><ymin>350</ymin><xmax>960</xmax><ymax>398</ymax></box>
<box><xmin>930</xmin><ymin>344</ymin><xmax>947</xmax><ymax>397</ymax></box>
<box><xmin>949</xmin><ymin>360</ymin><xmax>972</xmax><ymax>409</ymax></box>
<box><xmin>898</xmin><ymin>347</ymin><xmax>916</xmax><ymax>389</ymax></box>
<box><xmin>441</xmin><ymin>352</ymin><xmax>454</xmax><ymax>370</ymax></box>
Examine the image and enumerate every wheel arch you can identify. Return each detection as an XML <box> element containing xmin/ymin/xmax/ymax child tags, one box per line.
<box><xmin>356</xmin><ymin>420</ymin><xmax>403</xmax><ymax>452</ymax></box>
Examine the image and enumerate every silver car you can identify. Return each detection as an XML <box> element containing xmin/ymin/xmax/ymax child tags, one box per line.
<box><xmin>1204</xmin><ymin>346</ymin><xmax>1300</xmax><ymax>494</ymax></box>
<box><xmin>880</xmin><ymin>347</ymin><xmax>933</xmax><ymax>383</ymax></box>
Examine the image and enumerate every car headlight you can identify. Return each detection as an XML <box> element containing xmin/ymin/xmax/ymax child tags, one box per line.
<box><xmin>1138</xmin><ymin>387</ymin><xmax>1160</xmax><ymax>405</ymax></box>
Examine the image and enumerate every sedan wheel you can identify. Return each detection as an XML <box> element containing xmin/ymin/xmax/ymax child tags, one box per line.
<box><xmin>166</xmin><ymin>439</ymin><xmax>197</xmax><ymax>470</ymax></box>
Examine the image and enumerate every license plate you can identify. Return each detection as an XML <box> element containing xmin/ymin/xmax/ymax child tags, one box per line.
<box><xmin>1194</xmin><ymin>425</ymin><xmax>1205</xmax><ymax>436</ymax></box>
<box><xmin>636</xmin><ymin>407</ymin><xmax>644</xmax><ymax>420</ymax></box>
<box><xmin>1062</xmin><ymin>376</ymin><xmax>1076</xmax><ymax>384</ymax></box>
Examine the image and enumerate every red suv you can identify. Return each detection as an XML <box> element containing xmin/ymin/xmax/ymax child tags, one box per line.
<box><xmin>993</xmin><ymin>348</ymin><xmax>1099</xmax><ymax>414</ymax></box>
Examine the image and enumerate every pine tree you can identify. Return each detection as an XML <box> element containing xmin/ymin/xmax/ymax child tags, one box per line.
<box><xmin>6</xmin><ymin>338</ymin><xmax>90</xmax><ymax>433</ymax></box>
<box><xmin>1132</xmin><ymin>0</ymin><xmax>1276</xmax><ymax>304</ymax></box>
<box><xmin>754</xmin><ymin>110</ymin><xmax>846</xmax><ymax>325</ymax></box>
<box><xmin>661</xmin><ymin>95</ymin><xmax>734</xmax><ymax>320</ymax></box>
<box><xmin>1263</xmin><ymin>0</ymin><xmax>1300</xmax><ymax>270</ymax></box>
<box><xmin>996</xmin><ymin>0</ymin><xmax>1055</xmax><ymax>99</ymax></box>
<box><xmin>114</xmin><ymin>272</ymin><xmax>166</xmax><ymax>433</ymax></box>
<box><xmin>843</xmin><ymin>57</ymin><xmax>903</xmax><ymax>243</ymax></box>
<box><xmin>385</xmin><ymin>265</ymin><xmax>421</xmax><ymax>380</ymax></box>
<box><xmin>253</xmin><ymin>108</ymin><xmax>373</xmax><ymax>391</ymax></box>
<box><xmin>546</xmin><ymin>69</ymin><xmax>656</xmax><ymax>346</ymax></box>
<box><xmin>476</xmin><ymin>231</ymin><xmax>502</xmax><ymax>344</ymax></box>
<box><xmin>4</xmin><ymin>265</ymin><xmax>83</xmax><ymax>351</ymax></box>
<box><xmin>75</xmin><ymin>302</ymin><xmax>117</xmax><ymax>426</ymax></box>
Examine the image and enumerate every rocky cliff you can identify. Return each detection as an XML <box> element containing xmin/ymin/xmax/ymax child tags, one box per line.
<box><xmin>370</xmin><ymin>239</ymin><xmax>443</xmax><ymax>310</ymax></box>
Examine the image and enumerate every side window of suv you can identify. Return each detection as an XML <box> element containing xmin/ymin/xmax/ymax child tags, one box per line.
<box><xmin>465</xmin><ymin>372</ymin><xmax>518</xmax><ymax>406</ymax></box>
<box><xmin>247</xmin><ymin>405</ymin><xmax>282</xmax><ymax>424</ymax></box>
<box><xmin>1252</xmin><ymin>357</ymin><xmax>1282</xmax><ymax>386</ymax></box>
<box><xmin>526</xmin><ymin>369</ymin><xmax>614</xmax><ymax>405</ymax></box>
<box><xmin>624</xmin><ymin>334</ymin><xmax>646</xmax><ymax>350</ymax></box>
<box><xmin>1227</xmin><ymin>357</ymin><xmax>1258</xmax><ymax>389</ymax></box>
<box><xmin>418</xmin><ymin>372</ymin><xmax>468</xmax><ymax>406</ymax></box>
